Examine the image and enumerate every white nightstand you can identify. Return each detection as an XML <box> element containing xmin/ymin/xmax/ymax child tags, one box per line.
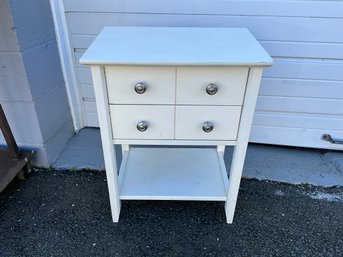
<box><xmin>80</xmin><ymin>27</ymin><xmax>272</xmax><ymax>223</ymax></box>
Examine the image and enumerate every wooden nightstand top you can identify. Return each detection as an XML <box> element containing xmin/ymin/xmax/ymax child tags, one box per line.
<box><xmin>80</xmin><ymin>26</ymin><xmax>273</xmax><ymax>66</ymax></box>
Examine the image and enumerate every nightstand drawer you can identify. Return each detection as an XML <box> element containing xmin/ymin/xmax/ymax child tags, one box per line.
<box><xmin>176</xmin><ymin>67</ymin><xmax>248</xmax><ymax>105</ymax></box>
<box><xmin>110</xmin><ymin>105</ymin><xmax>174</xmax><ymax>140</ymax></box>
<box><xmin>175</xmin><ymin>106</ymin><xmax>241</xmax><ymax>140</ymax></box>
<box><xmin>106</xmin><ymin>66</ymin><xmax>176</xmax><ymax>104</ymax></box>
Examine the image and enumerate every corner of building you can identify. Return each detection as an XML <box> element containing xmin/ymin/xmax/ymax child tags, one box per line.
<box><xmin>1</xmin><ymin>0</ymin><xmax>75</xmax><ymax>167</ymax></box>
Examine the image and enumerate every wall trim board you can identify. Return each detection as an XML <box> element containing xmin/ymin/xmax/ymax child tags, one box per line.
<box><xmin>49</xmin><ymin>0</ymin><xmax>84</xmax><ymax>131</ymax></box>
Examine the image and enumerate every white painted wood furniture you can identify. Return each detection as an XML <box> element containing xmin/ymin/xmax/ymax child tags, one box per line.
<box><xmin>80</xmin><ymin>27</ymin><xmax>272</xmax><ymax>223</ymax></box>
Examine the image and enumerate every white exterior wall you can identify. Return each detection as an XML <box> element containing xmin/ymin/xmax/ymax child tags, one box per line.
<box><xmin>62</xmin><ymin>0</ymin><xmax>343</xmax><ymax>150</ymax></box>
<box><xmin>0</xmin><ymin>0</ymin><xmax>74</xmax><ymax>166</ymax></box>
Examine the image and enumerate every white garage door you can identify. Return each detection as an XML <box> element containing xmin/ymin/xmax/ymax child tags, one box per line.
<box><xmin>59</xmin><ymin>0</ymin><xmax>343</xmax><ymax>150</ymax></box>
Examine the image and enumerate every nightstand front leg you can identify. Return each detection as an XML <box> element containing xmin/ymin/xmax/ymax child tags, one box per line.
<box><xmin>225</xmin><ymin>142</ymin><xmax>249</xmax><ymax>223</ymax></box>
<box><xmin>225</xmin><ymin>67</ymin><xmax>263</xmax><ymax>223</ymax></box>
<box><xmin>91</xmin><ymin>66</ymin><xmax>121</xmax><ymax>222</ymax></box>
<box><xmin>121</xmin><ymin>144</ymin><xmax>129</xmax><ymax>156</ymax></box>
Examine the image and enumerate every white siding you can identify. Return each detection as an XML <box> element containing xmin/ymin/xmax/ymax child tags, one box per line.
<box><xmin>62</xmin><ymin>0</ymin><xmax>343</xmax><ymax>150</ymax></box>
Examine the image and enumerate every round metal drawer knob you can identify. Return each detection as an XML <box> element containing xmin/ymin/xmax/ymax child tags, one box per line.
<box><xmin>206</xmin><ymin>83</ymin><xmax>218</xmax><ymax>95</ymax></box>
<box><xmin>134</xmin><ymin>82</ymin><xmax>146</xmax><ymax>94</ymax></box>
<box><xmin>137</xmin><ymin>121</ymin><xmax>148</xmax><ymax>132</ymax></box>
<box><xmin>202</xmin><ymin>121</ymin><xmax>213</xmax><ymax>133</ymax></box>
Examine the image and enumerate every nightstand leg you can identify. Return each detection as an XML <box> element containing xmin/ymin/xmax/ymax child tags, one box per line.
<box><xmin>224</xmin><ymin>67</ymin><xmax>263</xmax><ymax>224</ymax></box>
<box><xmin>121</xmin><ymin>144</ymin><xmax>129</xmax><ymax>156</ymax></box>
<box><xmin>91</xmin><ymin>66</ymin><xmax>121</xmax><ymax>222</ymax></box>
<box><xmin>103</xmin><ymin>144</ymin><xmax>121</xmax><ymax>223</ymax></box>
<box><xmin>225</xmin><ymin>142</ymin><xmax>249</xmax><ymax>223</ymax></box>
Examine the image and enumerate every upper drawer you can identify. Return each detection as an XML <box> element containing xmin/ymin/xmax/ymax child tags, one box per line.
<box><xmin>105</xmin><ymin>66</ymin><xmax>176</xmax><ymax>104</ymax></box>
<box><xmin>176</xmin><ymin>67</ymin><xmax>248</xmax><ymax>105</ymax></box>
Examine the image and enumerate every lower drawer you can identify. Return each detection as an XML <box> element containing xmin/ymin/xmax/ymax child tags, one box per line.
<box><xmin>175</xmin><ymin>106</ymin><xmax>241</xmax><ymax>140</ymax></box>
<box><xmin>110</xmin><ymin>105</ymin><xmax>174</xmax><ymax>140</ymax></box>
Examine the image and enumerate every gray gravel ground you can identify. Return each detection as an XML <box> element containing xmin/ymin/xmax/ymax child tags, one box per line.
<box><xmin>0</xmin><ymin>169</ymin><xmax>342</xmax><ymax>257</ymax></box>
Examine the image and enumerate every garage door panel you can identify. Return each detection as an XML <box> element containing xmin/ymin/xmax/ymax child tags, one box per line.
<box><xmin>71</xmin><ymin>35</ymin><xmax>95</xmax><ymax>50</ymax></box>
<box><xmin>63</xmin><ymin>0</ymin><xmax>343</xmax><ymax>18</ymax></box>
<box><xmin>251</xmin><ymin>125</ymin><xmax>343</xmax><ymax>151</ymax></box>
<box><xmin>80</xmin><ymin>84</ymin><xmax>95</xmax><ymax>100</ymax></box>
<box><xmin>253</xmin><ymin>112</ymin><xmax>343</xmax><ymax>131</ymax></box>
<box><xmin>256</xmin><ymin>96</ymin><xmax>343</xmax><ymax>116</ymax></box>
<box><xmin>62</xmin><ymin>0</ymin><xmax>343</xmax><ymax>149</ymax></box>
<box><xmin>77</xmin><ymin>67</ymin><xmax>92</xmax><ymax>85</ymax></box>
<box><xmin>259</xmin><ymin>78</ymin><xmax>343</xmax><ymax>99</ymax></box>
<box><xmin>67</xmin><ymin>12</ymin><xmax>343</xmax><ymax>43</ymax></box>
<box><xmin>263</xmin><ymin>59</ymin><xmax>343</xmax><ymax>81</ymax></box>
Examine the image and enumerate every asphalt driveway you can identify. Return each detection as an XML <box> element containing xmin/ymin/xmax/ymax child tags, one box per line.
<box><xmin>1</xmin><ymin>170</ymin><xmax>342</xmax><ymax>257</ymax></box>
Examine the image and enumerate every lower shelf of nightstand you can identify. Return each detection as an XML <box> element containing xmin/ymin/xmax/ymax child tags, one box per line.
<box><xmin>118</xmin><ymin>146</ymin><xmax>229</xmax><ymax>201</ymax></box>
